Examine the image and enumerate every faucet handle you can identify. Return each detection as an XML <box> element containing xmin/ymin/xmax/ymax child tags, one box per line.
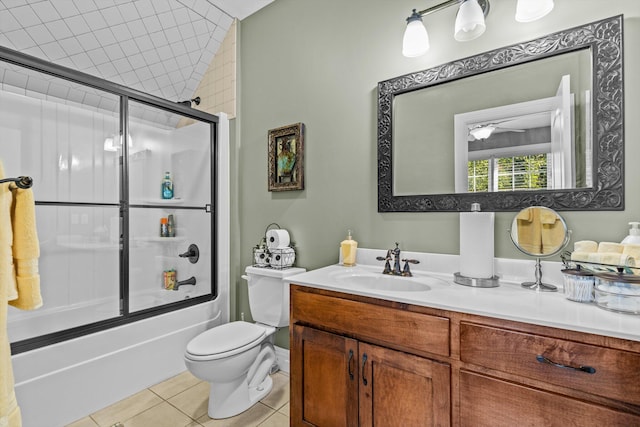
<box><xmin>401</xmin><ymin>259</ymin><xmax>419</xmax><ymax>277</ymax></box>
<box><xmin>377</xmin><ymin>250</ymin><xmax>393</xmax><ymax>275</ymax></box>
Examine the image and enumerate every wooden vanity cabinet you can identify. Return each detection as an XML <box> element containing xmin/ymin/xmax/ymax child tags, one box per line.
<box><xmin>458</xmin><ymin>320</ymin><xmax>640</xmax><ymax>426</ymax></box>
<box><xmin>290</xmin><ymin>286</ymin><xmax>451</xmax><ymax>427</ymax></box>
<box><xmin>290</xmin><ymin>284</ymin><xmax>640</xmax><ymax>426</ymax></box>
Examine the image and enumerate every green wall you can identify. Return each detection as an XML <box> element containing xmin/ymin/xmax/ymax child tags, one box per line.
<box><xmin>233</xmin><ymin>0</ymin><xmax>640</xmax><ymax>348</ymax></box>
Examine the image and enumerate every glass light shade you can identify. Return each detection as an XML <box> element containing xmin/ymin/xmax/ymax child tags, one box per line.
<box><xmin>103</xmin><ymin>135</ymin><xmax>133</xmax><ymax>152</ymax></box>
<box><xmin>515</xmin><ymin>0</ymin><xmax>554</xmax><ymax>23</ymax></box>
<box><xmin>454</xmin><ymin>0</ymin><xmax>486</xmax><ymax>42</ymax></box>
<box><xmin>103</xmin><ymin>137</ymin><xmax>117</xmax><ymax>152</ymax></box>
<box><xmin>469</xmin><ymin>125</ymin><xmax>495</xmax><ymax>140</ymax></box>
<box><xmin>402</xmin><ymin>18</ymin><xmax>430</xmax><ymax>57</ymax></box>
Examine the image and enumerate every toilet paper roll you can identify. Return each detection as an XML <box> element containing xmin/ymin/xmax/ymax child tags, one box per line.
<box><xmin>266</xmin><ymin>229</ymin><xmax>290</xmax><ymax>249</ymax></box>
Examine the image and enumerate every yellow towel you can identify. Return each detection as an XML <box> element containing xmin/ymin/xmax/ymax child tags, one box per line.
<box><xmin>516</xmin><ymin>207</ymin><xmax>542</xmax><ymax>254</ymax></box>
<box><xmin>9</xmin><ymin>185</ymin><xmax>42</xmax><ymax>310</ymax></box>
<box><xmin>1</xmin><ymin>158</ymin><xmax>41</xmax><ymax>427</ymax></box>
<box><xmin>540</xmin><ymin>211</ymin><xmax>566</xmax><ymax>253</ymax></box>
<box><xmin>1</xmin><ymin>160</ymin><xmax>21</xmax><ymax>427</ymax></box>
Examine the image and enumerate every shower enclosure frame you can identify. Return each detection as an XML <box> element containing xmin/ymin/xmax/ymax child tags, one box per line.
<box><xmin>1</xmin><ymin>45</ymin><xmax>219</xmax><ymax>355</ymax></box>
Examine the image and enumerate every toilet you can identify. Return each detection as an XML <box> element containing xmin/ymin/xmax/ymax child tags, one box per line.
<box><xmin>184</xmin><ymin>265</ymin><xmax>305</xmax><ymax>419</ymax></box>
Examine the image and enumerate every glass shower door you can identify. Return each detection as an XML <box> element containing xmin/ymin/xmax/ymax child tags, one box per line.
<box><xmin>127</xmin><ymin>100</ymin><xmax>213</xmax><ymax>312</ymax></box>
<box><xmin>1</xmin><ymin>61</ymin><xmax>122</xmax><ymax>341</ymax></box>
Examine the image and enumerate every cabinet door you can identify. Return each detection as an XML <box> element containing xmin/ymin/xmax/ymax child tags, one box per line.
<box><xmin>459</xmin><ymin>370</ymin><xmax>640</xmax><ymax>427</ymax></box>
<box><xmin>291</xmin><ymin>325</ymin><xmax>359</xmax><ymax>427</ymax></box>
<box><xmin>359</xmin><ymin>343</ymin><xmax>451</xmax><ymax>427</ymax></box>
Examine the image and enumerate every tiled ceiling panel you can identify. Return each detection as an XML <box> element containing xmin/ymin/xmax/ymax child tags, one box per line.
<box><xmin>0</xmin><ymin>0</ymin><xmax>252</xmax><ymax>103</ymax></box>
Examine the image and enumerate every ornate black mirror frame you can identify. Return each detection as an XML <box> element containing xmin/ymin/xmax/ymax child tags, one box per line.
<box><xmin>378</xmin><ymin>15</ymin><xmax>623</xmax><ymax>212</ymax></box>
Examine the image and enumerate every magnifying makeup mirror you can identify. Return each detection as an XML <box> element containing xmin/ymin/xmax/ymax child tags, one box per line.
<box><xmin>510</xmin><ymin>206</ymin><xmax>570</xmax><ymax>292</ymax></box>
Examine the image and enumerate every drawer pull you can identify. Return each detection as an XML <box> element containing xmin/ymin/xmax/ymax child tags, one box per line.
<box><xmin>348</xmin><ymin>349</ymin><xmax>354</xmax><ymax>380</ymax></box>
<box><xmin>362</xmin><ymin>353</ymin><xmax>368</xmax><ymax>385</ymax></box>
<box><xmin>536</xmin><ymin>355</ymin><xmax>596</xmax><ymax>374</ymax></box>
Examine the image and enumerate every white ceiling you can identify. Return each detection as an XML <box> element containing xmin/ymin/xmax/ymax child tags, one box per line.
<box><xmin>0</xmin><ymin>0</ymin><xmax>273</xmax><ymax>103</ymax></box>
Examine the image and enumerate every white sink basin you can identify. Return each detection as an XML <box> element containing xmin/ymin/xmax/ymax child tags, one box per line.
<box><xmin>330</xmin><ymin>268</ymin><xmax>448</xmax><ymax>292</ymax></box>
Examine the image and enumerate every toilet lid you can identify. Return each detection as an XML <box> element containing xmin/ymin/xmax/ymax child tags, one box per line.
<box><xmin>186</xmin><ymin>321</ymin><xmax>266</xmax><ymax>357</ymax></box>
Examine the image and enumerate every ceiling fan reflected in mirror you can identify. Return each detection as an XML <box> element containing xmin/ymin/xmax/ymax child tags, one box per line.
<box><xmin>468</xmin><ymin>111</ymin><xmax>550</xmax><ymax>141</ymax></box>
<box><xmin>469</xmin><ymin>120</ymin><xmax>525</xmax><ymax>140</ymax></box>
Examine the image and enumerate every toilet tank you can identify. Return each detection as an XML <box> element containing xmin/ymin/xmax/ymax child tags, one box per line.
<box><xmin>244</xmin><ymin>266</ymin><xmax>306</xmax><ymax>327</ymax></box>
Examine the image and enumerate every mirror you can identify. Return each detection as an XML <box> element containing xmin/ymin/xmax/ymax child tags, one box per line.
<box><xmin>510</xmin><ymin>206</ymin><xmax>570</xmax><ymax>292</ymax></box>
<box><xmin>378</xmin><ymin>15</ymin><xmax>623</xmax><ymax>212</ymax></box>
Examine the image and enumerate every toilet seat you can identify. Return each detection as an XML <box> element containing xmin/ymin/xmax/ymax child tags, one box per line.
<box><xmin>185</xmin><ymin>322</ymin><xmax>267</xmax><ymax>361</ymax></box>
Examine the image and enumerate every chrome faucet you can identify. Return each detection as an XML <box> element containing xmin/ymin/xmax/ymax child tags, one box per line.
<box><xmin>376</xmin><ymin>243</ymin><xmax>420</xmax><ymax>277</ymax></box>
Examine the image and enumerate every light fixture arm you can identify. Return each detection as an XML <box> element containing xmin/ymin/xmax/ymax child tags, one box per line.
<box><xmin>413</xmin><ymin>0</ymin><xmax>490</xmax><ymax>19</ymax></box>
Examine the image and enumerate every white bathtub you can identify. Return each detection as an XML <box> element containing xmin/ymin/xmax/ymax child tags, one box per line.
<box><xmin>12</xmin><ymin>297</ymin><xmax>226</xmax><ymax>427</ymax></box>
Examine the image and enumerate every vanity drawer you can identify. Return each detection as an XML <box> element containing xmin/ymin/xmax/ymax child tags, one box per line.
<box><xmin>459</xmin><ymin>370</ymin><xmax>640</xmax><ymax>427</ymax></box>
<box><xmin>459</xmin><ymin>322</ymin><xmax>640</xmax><ymax>405</ymax></box>
<box><xmin>291</xmin><ymin>287</ymin><xmax>450</xmax><ymax>357</ymax></box>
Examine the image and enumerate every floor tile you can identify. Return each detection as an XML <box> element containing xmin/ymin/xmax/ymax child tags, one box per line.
<box><xmin>90</xmin><ymin>389</ymin><xmax>163</xmax><ymax>427</ymax></box>
<box><xmin>258</xmin><ymin>411</ymin><xmax>289</xmax><ymax>427</ymax></box>
<box><xmin>197</xmin><ymin>402</ymin><xmax>274</xmax><ymax>427</ymax></box>
<box><xmin>71</xmin><ymin>371</ymin><xmax>289</xmax><ymax>427</ymax></box>
<box><xmin>167</xmin><ymin>380</ymin><xmax>210</xmax><ymax>420</ymax></box>
<box><xmin>150</xmin><ymin>370</ymin><xmax>201</xmax><ymax>400</ymax></box>
<box><xmin>123</xmin><ymin>401</ymin><xmax>193</xmax><ymax>427</ymax></box>
<box><xmin>260</xmin><ymin>372</ymin><xmax>289</xmax><ymax>411</ymax></box>
<box><xmin>65</xmin><ymin>417</ymin><xmax>99</xmax><ymax>427</ymax></box>
<box><xmin>277</xmin><ymin>402</ymin><xmax>290</xmax><ymax>417</ymax></box>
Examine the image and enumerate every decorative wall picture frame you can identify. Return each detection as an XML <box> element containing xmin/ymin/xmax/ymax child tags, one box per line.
<box><xmin>268</xmin><ymin>122</ymin><xmax>305</xmax><ymax>191</ymax></box>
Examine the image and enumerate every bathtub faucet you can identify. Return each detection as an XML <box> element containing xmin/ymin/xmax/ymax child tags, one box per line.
<box><xmin>175</xmin><ymin>276</ymin><xmax>196</xmax><ymax>290</ymax></box>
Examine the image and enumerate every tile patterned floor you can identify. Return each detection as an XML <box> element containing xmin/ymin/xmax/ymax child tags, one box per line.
<box><xmin>66</xmin><ymin>371</ymin><xmax>290</xmax><ymax>427</ymax></box>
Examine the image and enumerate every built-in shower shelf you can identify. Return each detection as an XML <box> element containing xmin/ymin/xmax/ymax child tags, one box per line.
<box><xmin>56</xmin><ymin>235</ymin><xmax>118</xmax><ymax>250</ymax></box>
<box><xmin>142</xmin><ymin>198</ymin><xmax>185</xmax><ymax>206</ymax></box>
<box><xmin>136</xmin><ymin>236</ymin><xmax>187</xmax><ymax>243</ymax></box>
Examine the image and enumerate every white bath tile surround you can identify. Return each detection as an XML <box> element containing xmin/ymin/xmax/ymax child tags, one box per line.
<box><xmin>4</xmin><ymin>92</ymin><xmax>211</xmax><ymax>342</ymax></box>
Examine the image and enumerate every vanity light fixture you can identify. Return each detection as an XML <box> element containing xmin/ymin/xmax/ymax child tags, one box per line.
<box><xmin>402</xmin><ymin>0</ymin><xmax>554</xmax><ymax>57</ymax></box>
<box><xmin>454</xmin><ymin>0</ymin><xmax>487</xmax><ymax>41</ymax></box>
<box><xmin>515</xmin><ymin>0</ymin><xmax>554</xmax><ymax>22</ymax></box>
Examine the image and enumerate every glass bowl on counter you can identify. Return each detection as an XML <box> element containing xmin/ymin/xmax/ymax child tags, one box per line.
<box><xmin>561</xmin><ymin>268</ymin><xmax>594</xmax><ymax>303</ymax></box>
<box><xmin>593</xmin><ymin>272</ymin><xmax>640</xmax><ymax>315</ymax></box>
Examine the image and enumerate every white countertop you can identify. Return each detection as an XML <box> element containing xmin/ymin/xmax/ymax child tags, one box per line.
<box><xmin>287</xmin><ymin>248</ymin><xmax>640</xmax><ymax>343</ymax></box>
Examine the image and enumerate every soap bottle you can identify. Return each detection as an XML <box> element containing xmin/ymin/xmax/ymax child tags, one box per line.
<box><xmin>161</xmin><ymin>171</ymin><xmax>173</xmax><ymax>199</ymax></box>
<box><xmin>167</xmin><ymin>214</ymin><xmax>175</xmax><ymax>237</ymax></box>
<box><xmin>621</xmin><ymin>222</ymin><xmax>640</xmax><ymax>244</ymax></box>
<box><xmin>160</xmin><ymin>217</ymin><xmax>168</xmax><ymax>237</ymax></box>
<box><xmin>341</xmin><ymin>229</ymin><xmax>357</xmax><ymax>267</ymax></box>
